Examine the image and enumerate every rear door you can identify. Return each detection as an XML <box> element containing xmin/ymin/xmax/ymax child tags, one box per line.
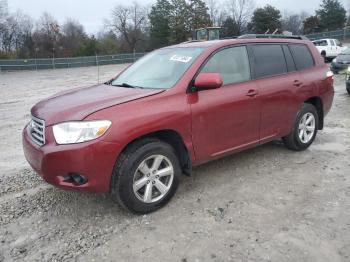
<box><xmin>249</xmin><ymin>44</ymin><xmax>300</xmax><ymax>142</ymax></box>
<box><xmin>190</xmin><ymin>45</ymin><xmax>260</xmax><ymax>163</ymax></box>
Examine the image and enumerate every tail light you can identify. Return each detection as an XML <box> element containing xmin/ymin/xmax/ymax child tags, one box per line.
<box><xmin>326</xmin><ymin>70</ymin><xmax>334</xmax><ymax>86</ymax></box>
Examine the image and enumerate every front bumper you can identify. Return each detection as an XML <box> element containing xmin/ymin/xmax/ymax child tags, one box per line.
<box><xmin>22</xmin><ymin>125</ymin><xmax>122</xmax><ymax>193</ymax></box>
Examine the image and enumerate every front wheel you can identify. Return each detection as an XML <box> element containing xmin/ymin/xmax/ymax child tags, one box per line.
<box><xmin>283</xmin><ymin>103</ymin><xmax>319</xmax><ymax>151</ymax></box>
<box><xmin>111</xmin><ymin>138</ymin><xmax>180</xmax><ymax>214</ymax></box>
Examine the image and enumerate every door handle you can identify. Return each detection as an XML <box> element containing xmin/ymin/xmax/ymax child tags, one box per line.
<box><xmin>293</xmin><ymin>80</ymin><xmax>303</xmax><ymax>87</ymax></box>
<box><xmin>246</xmin><ymin>89</ymin><xmax>258</xmax><ymax>97</ymax></box>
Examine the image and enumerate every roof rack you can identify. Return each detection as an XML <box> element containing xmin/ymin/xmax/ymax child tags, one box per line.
<box><xmin>181</xmin><ymin>40</ymin><xmax>203</xmax><ymax>44</ymax></box>
<box><xmin>238</xmin><ymin>34</ymin><xmax>309</xmax><ymax>40</ymax></box>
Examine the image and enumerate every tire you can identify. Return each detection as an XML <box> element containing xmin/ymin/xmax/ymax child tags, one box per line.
<box><xmin>321</xmin><ymin>52</ymin><xmax>327</xmax><ymax>62</ymax></box>
<box><xmin>283</xmin><ymin>103</ymin><xmax>319</xmax><ymax>151</ymax></box>
<box><xmin>347</xmin><ymin>87</ymin><xmax>350</xmax><ymax>95</ymax></box>
<box><xmin>110</xmin><ymin>138</ymin><xmax>180</xmax><ymax>214</ymax></box>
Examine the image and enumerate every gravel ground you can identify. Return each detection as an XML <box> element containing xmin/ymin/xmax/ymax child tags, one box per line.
<box><xmin>0</xmin><ymin>65</ymin><xmax>350</xmax><ymax>262</ymax></box>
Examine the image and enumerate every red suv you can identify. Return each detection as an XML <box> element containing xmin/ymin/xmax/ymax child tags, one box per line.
<box><xmin>23</xmin><ymin>35</ymin><xmax>334</xmax><ymax>213</ymax></box>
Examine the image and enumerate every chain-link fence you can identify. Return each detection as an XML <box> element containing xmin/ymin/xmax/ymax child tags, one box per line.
<box><xmin>0</xmin><ymin>52</ymin><xmax>146</xmax><ymax>72</ymax></box>
<box><xmin>305</xmin><ymin>28</ymin><xmax>350</xmax><ymax>41</ymax></box>
<box><xmin>2</xmin><ymin>29</ymin><xmax>350</xmax><ymax>72</ymax></box>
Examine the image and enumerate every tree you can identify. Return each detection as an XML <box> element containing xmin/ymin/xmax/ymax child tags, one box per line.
<box><xmin>97</xmin><ymin>30</ymin><xmax>119</xmax><ymax>55</ymax></box>
<box><xmin>248</xmin><ymin>5</ymin><xmax>282</xmax><ymax>34</ymax></box>
<box><xmin>188</xmin><ymin>0</ymin><xmax>212</xmax><ymax>33</ymax></box>
<box><xmin>316</xmin><ymin>0</ymin><xmax>346</xmax><ymax>31</ymax></box>
<box><xmin>282</xmin><ymin>12</ymin><xmax>308</xmax><ymax>35</ymax></box>
<box><xmin>168</xmin><ymin>0</ymin><xmax>190</xmax><ymax>43</ymax></box>
<box><xmin>220</xmin><ymin>16</ymin><xmax>239</xmax><ymax>37</ymax></box>
<box><xmin>206</xmin><ymin>0</ymin><xmax>220</xmax><ymax>26</ymax></box>
<box><xmin>1</xmin><ymin>10</ymin><xmax>33</xmax><ymax>55</ymax></box>
<box><xmin>149</xmin><ymin>0</ymin><xmax>172</xmax><ymax>49</ymax></box>
<box><xmin>110</xmin><ymin>3</ymin><xmax>147</xmax><ymax>52</ymax></box>
<box><xmin>33</xmin><ymin>12</ymin><xmax>61</xmax><ymax>58</ymax></box>
<box><xmin>61</xmin><ymin>19</ymin><xmax>88</xmax><ymax>56</ymax></box>
<box><xmin>227</xmin><ymin>0</ymin><xmax>255</xmax><ymax>35</ymax></box>
<box><xmin>303</xmin><ymin>15</ymin><xmax>320</xmax><ymax>34</ymax></box>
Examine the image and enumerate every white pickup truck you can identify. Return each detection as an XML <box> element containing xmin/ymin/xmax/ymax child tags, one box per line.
<box><xmin>312</xmin><ymin>38</ymin><xmax>347</xmax><ymax>61</ymax></box>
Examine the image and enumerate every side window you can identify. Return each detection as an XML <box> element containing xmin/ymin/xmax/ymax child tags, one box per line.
<box><xmin>330</xmin><ymin>40</ymin><xmax>335</xmax><ymax>46</ymax></box>
<box><xmin>251</xmin><ymin>44</ymin><xmax>287</xmax><ymax>78</ymax></box>
<box><xmin>289</xmin><ymin>44</ymin><xmax>315</xmax><ymax>71</ymax></box>
<box><xmin>282</xmin><ymin>45</ymin><xmax>296</xmax><ymax>72</ymax></box>
<box><xmin>201</xmin><ymin>46</ymin><xmax>251</xmax><ymax>85</ymax></box>
<box><xmin>335</xmin><ymin>39</ymin><xmax>342</xmax><ymax>47</ymax></box>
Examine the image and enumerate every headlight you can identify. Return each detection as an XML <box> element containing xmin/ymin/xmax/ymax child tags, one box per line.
<box><xmin>52</xmin><ymin>120</ymin><xmax>111</xmax><ymax>144</ymax></box>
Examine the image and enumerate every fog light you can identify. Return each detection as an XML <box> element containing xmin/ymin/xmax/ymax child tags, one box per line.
<box><xmin>63</xmin><ymin>173</ymin><xmax>88</xmax><ymax>185</ymax></box>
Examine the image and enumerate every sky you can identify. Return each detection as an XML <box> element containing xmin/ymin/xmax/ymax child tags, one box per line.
<box><xmin>7</xmin><ymin>0</ymin><xmax>350</xmax><ymax>34</ymax></box>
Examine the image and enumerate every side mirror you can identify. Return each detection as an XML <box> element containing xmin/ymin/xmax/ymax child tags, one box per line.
<box><xmin>194</xmin><ymin>73</ymin><xmax>223</xmax><ymax>91</ymax></box>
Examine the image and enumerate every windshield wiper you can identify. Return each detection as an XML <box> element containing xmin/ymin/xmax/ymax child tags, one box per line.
<box><xmin>112</xmin><ymin>83</ymin><xmax>144</xmax><ymax>89</ymax></box>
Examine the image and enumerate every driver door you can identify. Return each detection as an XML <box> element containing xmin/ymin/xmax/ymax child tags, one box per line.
<box><xmin>189</xmin><ymin>46</ymin><xmax>260</xmax><ymax>164</ymax></box>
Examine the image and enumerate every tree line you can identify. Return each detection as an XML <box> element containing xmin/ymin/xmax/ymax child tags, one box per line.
<box><xmin>0</xmin><ymin>0</ymin><xmax>348</xmax><ymax>59</ymax></box>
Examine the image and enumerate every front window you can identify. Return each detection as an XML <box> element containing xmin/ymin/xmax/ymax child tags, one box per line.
<box><xmin>200</xmin><ymin>46</ymin><xmax>251</xmax><ymax>85</ymax></box>
<box><xmin>112</xmin><ymin>47</ymin><xmax>204</xmax><ymax>89</ymax></box>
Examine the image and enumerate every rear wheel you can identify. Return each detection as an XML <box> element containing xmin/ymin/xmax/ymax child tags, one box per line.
<box><xmin>283</xmin><ymin>103</ymin><xmax>319</xmax><ymax>151</ymax></box>
<box><xmin>111</xmin><ymin>138</ymin><xmax>180</xmax><ymax>214</ymax></box>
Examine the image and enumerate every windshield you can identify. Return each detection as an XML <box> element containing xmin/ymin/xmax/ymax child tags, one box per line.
<box><xmin>112</xmin><ymin>47</ymin><xmax>204</xmax><ymax>89</ymax></box>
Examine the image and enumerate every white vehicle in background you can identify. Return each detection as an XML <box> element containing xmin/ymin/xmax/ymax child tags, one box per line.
<box><xmin>312</xmin><ymin>38</ymin><xmax>347</xmax><ymax>61</ymax></box>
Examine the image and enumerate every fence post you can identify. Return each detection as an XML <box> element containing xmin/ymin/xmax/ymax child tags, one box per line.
<box><xmin>95</xmin><ymin>52</ymin><xmax>99</xmax><ymax>84</ymax></box>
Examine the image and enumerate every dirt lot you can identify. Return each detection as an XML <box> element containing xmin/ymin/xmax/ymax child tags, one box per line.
<box><xmin>0</xmin><ymin>65</ymin><xmax>350</xmax><ymax>262</ymax></box>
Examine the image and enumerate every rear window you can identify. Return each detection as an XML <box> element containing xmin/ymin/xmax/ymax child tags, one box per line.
<box><xmin>251</xmin><ymin>44</ymin><xmax>287</xmax><ymax>78</ymax></box>
<box><xmin>289</xmin><ymin>44</ymin><xmax>314</xmax><ymax>71</ymax></box>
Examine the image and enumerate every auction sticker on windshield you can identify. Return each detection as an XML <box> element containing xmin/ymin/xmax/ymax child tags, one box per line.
<box><xmin>170</xmin><ymin>55</ymin><xmax>192</xmax><ymax>63</ymax></box>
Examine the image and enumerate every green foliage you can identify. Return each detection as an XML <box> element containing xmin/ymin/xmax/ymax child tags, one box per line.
<box><xmin>75</xmin><ymin>36</ymin><xmax>98</xmax><ymax>57</ymax></box>
<box><xmin>187</xmin><ymin>0</ymin><xmax>211</xmax><ymax>32</ymax></box>
<box><xmin>220</xmin><ymin>17</ymin><xmax>239</xmax><ymax>38</ymax></box>
<box><xmin>248</xmin><ymin>5</ymin><xmax>282</xmax><ymax>34</ymax></box>
<box><xmin>169</xmin><ymin>0</ymin><xmax>190</xmax><ymax>43</ymax></box>
<box><xmin>149</xmin><ymin>0</ymin><xmax>211</xmax><ymax>48</ymax></box>
<box><xmin>303</xmin><ymin>15</ymin><xmax>321</xmax><ymax>34</ymax></box>
<box><xmin>97</xmin><ymin>31</ymin><xmax>119</xmax><ymax>55</ymax></box>
<box><xmin>316</xmin><ymin>0</ymin><xmax>346</xmax><ymax>31</ymax></box>
<box><xmin>149</xmin><ymin>0</ymin><xmax>172</xmax><ymax>48</ymax></box>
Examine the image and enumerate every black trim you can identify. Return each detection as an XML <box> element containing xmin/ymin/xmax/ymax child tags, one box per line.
<box><xmin>248</xmin><ymin>43</ymin><xmax>289</xmax><ymax>80</ymax></box>
<box><xmin>288</xmin><ymin>43</ymin><xmax>315</xmax><ymax>71</ymax></box>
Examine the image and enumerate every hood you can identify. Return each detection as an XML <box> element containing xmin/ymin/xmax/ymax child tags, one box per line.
<box><xmin>335</xmin><ymin>54</ymin><xmax>350</xmax><ymax>63</ymax></box>
<box><xmin>31</xmin><ymin>84</ymin><xmax>164</xmax><ymax>126</ymax></box>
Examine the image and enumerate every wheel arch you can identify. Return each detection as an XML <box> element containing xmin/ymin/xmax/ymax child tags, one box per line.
<box><xmin>304</xmin><ymin>96</ymin><xmax>324</xmax><ymax>130</ymax></box>
<box><xmin>118</xmin><ymin>129</ymin><xmax>192</xmax><ymax>176</ymax></box>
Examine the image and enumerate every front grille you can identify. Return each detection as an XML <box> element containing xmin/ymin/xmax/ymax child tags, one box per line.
<box><xmin>28</xmin><ymin>116</ymin><xmax>45</xmax><ymax>146</ymax></box>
